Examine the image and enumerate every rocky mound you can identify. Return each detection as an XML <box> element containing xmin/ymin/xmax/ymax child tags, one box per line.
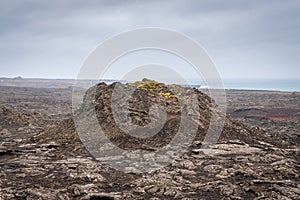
<box><xmin>35</xmin><ymin>79</ymin><xmax>257</xmax><ymax>155</ymax></box>
<box><xmin>76</xmin><ymin>79</ymin><xmax>258</xmax><ymax>150</ymax></box>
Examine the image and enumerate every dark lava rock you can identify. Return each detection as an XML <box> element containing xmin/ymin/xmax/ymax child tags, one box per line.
<box><xmin>77</xmin><ymin>79</ymin><xmax>255</xmax><ymax>149</ymax></box>
<box><xmin>0</xmin><ymin>106</ymin><xmax>47</xmax><ymax>134</ymax></box>
<box><xmin>0</xmin><ymin>79</ymin><xmax>299</xmax><ymax>199</ymax></box>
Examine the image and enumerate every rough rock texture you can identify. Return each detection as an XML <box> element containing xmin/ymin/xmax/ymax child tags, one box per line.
<box><xmin>0</xmin><ymin>80</ymin><xmax>299</xmax><ymax>199</ymax></box>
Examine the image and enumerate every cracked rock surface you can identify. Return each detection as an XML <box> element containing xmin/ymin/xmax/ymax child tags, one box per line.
<box><xmin>0</xmin><ymin>80</ymin><xmax>299</xmax><ymax>199</ymax></box>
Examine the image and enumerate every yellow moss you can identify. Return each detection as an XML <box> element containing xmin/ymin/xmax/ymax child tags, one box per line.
<box><xmin>137</xmin><ymin>78</ymin><xmax>160</xmax><ymax>90</ymax></box>
<box><xmin>159</xmin><ymin>91</ymin><xmax>178</xmax><ymax>99</ymax></box>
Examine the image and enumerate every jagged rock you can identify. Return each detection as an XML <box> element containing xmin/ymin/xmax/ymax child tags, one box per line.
<box><xmin>0</xmin><ymin>79</ymin><xmax>299</xmax><ymax>199</ymax></box>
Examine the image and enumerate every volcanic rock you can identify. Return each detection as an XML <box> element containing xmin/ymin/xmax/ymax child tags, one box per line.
<box><xmin>0</xmin><ymin>79</ymin><xmax>299</xmax><ymax>199</ymax></box>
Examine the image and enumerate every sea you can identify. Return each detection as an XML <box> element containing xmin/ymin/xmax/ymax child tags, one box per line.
<box><xmin>185</xmin><ymin>78</ymin><xmax>300</xmax><ymax>92</ymax></box>
<box><xmin>222</xmin><ymin>79</ymin><xmax>299</xmax><ymax>92</ymax></box>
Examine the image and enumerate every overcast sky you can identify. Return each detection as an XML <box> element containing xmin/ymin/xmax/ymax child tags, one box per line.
<box><xmin>0</xmin><ymin>0</ymin><xmax>299</xmax><ymax>80</ymax></box>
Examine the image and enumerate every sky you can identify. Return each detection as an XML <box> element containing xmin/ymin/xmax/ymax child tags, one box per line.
<box><xmin>0</xmin><ymin>0</ymin><xmax>299</xmax><ymax>80</ymax></box>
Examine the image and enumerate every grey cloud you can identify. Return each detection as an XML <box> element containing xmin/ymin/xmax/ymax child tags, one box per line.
<box><xmin>0</xmin><ymin>0</ymin><xmax>299</xmax><ymax>79</ymax></box>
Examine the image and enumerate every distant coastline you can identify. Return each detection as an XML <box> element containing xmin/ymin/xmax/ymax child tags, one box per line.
<box><xmin>0</xmin><ymin>77</ymin><xmax>299</xmax><ymax>92</ymax></box>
